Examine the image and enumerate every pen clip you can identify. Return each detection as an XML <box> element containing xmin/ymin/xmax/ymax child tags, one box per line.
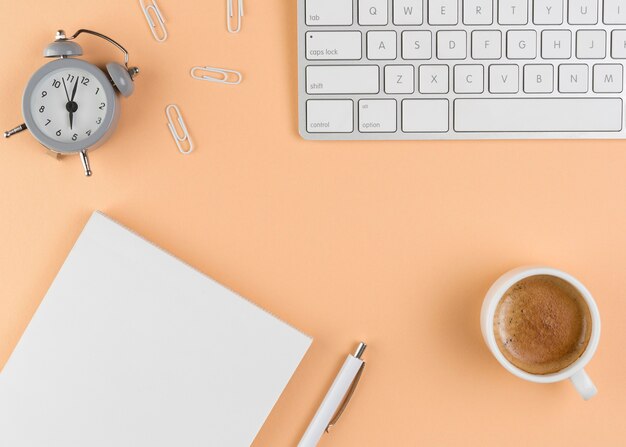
<box><xmin>325</xmin><ymin>343</ymin><xmax>367</xmax><ymax>433</ymax></box>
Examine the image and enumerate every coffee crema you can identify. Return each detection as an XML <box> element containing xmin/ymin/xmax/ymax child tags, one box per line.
<box><xmin>493</xmin><ymin>275</ymin><xmax>592</xmax><ymax>375</ymax></box>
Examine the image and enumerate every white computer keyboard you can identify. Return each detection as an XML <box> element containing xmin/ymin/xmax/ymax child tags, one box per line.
<box><xmin>297</xmin><ymin>0</ymin><xmax>626</xmax><ymax>140</ymax></box>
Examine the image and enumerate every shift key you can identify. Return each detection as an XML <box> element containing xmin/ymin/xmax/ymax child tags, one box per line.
<box><xmin>306</xmin><ymin>66</ymin><xmax>379</xmax><ymax>94</ymax></box>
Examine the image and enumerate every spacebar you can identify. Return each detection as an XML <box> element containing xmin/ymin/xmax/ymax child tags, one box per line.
<box><xmin>454</xmin><ymin>98</ymin><xmax>623</xmax><ymax>132</ymax></box>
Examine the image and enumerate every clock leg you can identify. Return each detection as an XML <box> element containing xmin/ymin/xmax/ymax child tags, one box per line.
<box><xmin>46</xmin><ymin>151</ymin><xmax>62</xmax><ymax>160</ymax></box>
<box><xmin>3</xmin><ymin>123</ymin><xmax>27</xmax><ymax>138</ymax></box>
<box><xmin>80</xmin><ymin>150</ymin><xmax>92</xmax><ymax>177</ymax></box>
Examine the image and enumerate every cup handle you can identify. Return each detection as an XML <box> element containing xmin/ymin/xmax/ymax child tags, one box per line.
<box><xmin>570</xmin><ymin>369</ymin><xmax>597</xmax><ymax>400</ymax></box>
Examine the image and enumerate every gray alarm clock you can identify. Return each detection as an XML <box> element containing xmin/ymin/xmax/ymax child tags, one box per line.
<box><xmin>4</xmin><ymin>29</ymin><xmax>139</xmax><ymax>176</ymax></box>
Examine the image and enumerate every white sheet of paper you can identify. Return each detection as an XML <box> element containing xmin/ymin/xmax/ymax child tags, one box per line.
<box><xmin>0</xmin><ymin>211</ymin><xmax>312</xmax><ymax>446</ymax></box>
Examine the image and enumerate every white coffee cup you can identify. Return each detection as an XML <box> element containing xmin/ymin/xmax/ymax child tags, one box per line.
<box><xmin>481</xmin><ymin>266</ymin><xmax>601</xmax><ymax>400</ymax></box>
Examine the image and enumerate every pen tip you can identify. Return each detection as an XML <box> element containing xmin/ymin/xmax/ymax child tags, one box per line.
<box><xmin>354</xmin><ymin>342</ymin><xmax>367</xmax><ymax>359</ymax></box>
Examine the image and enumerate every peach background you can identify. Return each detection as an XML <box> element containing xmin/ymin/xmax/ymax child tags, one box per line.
<box><xmin>1</xmin><ymin>0</ymin><xmax>625</xmax><ymax>445</ymax></box>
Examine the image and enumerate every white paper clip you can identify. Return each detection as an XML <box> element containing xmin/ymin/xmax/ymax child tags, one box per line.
<box><xmin>165</xmin><ymin>104</ymin><xmax>193</xmax><ymax>154</ymax></box>
<box><xmin>139</xmin><ymin>0</ymin><xmax>168</xmax><ymax>42</ymax></box>
<box><xmin>227</xmin><ymin>0</ymin><xmax>244</xmax><ymax>33</ymax></box>
<box><xmin>190</xmin><ymin>66</ymin><xmax>243</xmax><ymax>85</ymax></box>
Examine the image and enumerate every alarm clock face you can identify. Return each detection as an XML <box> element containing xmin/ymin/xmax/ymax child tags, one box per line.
<box><xmin>22</xmin><ymin>58</ymin><xmax>118</xmax><ymax>154</ymax></box>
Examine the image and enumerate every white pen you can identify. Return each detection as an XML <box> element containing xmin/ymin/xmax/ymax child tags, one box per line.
<box><xmin>298</xmin><ymin>342</ymin><xmax>367</xmax><ymax>447</ymax></box>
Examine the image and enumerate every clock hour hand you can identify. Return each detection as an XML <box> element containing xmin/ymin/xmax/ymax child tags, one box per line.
<box><xmin>62</xmin><ymin>78</ymin><xmax>70</xmax><ymax>102</ymax></box>
<box><xmin>63</xmin><ymin>78</ymin><xmax>73</xmax><ymax>129</ymax></box>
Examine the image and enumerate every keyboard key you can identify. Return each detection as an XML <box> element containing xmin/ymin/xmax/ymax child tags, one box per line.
<box><xmin>464</xmin><ymin>0</ymin><xmax>493</xmax><ymax>25</ymax></box>
<box><xmin>489</xmin><ymin>65</ymin><xmax>519</xmax><ymax>93</ymax></box>
<box><xmin>393</xmin><ymin>0</ymin><xmax>423</xmax><ymax>25</ymax></box>
<box><xmin>499</xmin><ymin>0</ymin><xmax>529</xmax><ymax>25</ymax></box>
<box><xmin>437</xmin><ymin>31</ymin><xmax>467</xmax><ymax>59</ymax></box>
<box><xmin>593</xmin><ymin>64</ymin><xmax>624</xmax><ymax>93</ymax></box>
<box><xmin>305</xmin><ymin>32</ymin><xmax>362</xmax><ymax>60</ymax></box>
<box><xmin>368</xmin><ymin>31</ymin><xmax>397</xmax><ymax>60</ymax></box>
<box><xmin>305</xmin><ymin>0</ymin><xmax>353</xmax><ymax>26</ymax></box>
<box><xmin>306</xmin><ymin>65</ymin><xmax>379</xmax><ymax>94</ymax></box>
<box><xmin>402</xmin><ymin>99</ymin><xmax>449</xmax><ymax>132</ymax></box>
<box><xmin>454</xmin><ymin>98</ymin><xmax>623</xmax><ymax>132</ymax></box>
<box><xmin>419</xmin><ymin>65</ymin><xmax>449</xmax><ymax>93</ymax></box>
<box><xmin>542</xmin><ymin>30</ymin><xmax>572</xmax><ymax>59</ymax></box>
<box><xmin>523</xmin><ymin>64</ymin><xmax>554</xmax><ymax>93</ymax></box>
<box><xmin>611</xmin><ymin>30</ymin><xmax>626</xmax><ymax>58</ymax></box>
<box><xmin>593</xmin><ymin>64</ymin><xmax>623</xmax><ymax>92</ymax></box>
<box><xmin>454</xmin><ymin>65</ymin><xmax>484</xmax><ymax>93</ymax></box>
<box><xmin>402</xmin><ymin>31</ymin><xmax>432</xmax><ymax>59</ymax></box>
<box><xmin>559</xmin><ymin>64</ymin><xmax>589</xmax><ymax>92</ymax></box>
<box><xmin>385</xmin><ymin>65</ymin><xmax>415</xmax><ymax>93</ymax></box>
<box><xmin>507</xmin><ymin>30</ymin><xmax>537</xmax><ymax>59</ymax></box>
<box><xmin>472</xmin><ymin>30</ymin><xmax>502</xmax><ymax>59</ymax></box>
<box><xmin>576</xmin><ymin>30</ymin><xmax>606</xmax><ymax>59</ymax></box>
<box><xmin>359</xmin><ymin>0</ymin><xmax>388</xmax><ymax>25</ymax></box>
<box><xmin>533</xmin><ymin>0</ymin><xmax>563</xmax><ymax>25</ymax></box>
<box><xmin>568</xmin><ymin>0</ymin><xmax>598</xmax><ymax>24</ymax></box>
<box><xmin>307</xmin><ymin>100</ymin><xmax>354</xmax><ymax>133</ymax></box>
<box><xmin>428</xmin><ymin>0</ymin><xmax>458</xmax><ymax>25</ymax></box>
<box><xmin>604</xmin><ymin>0</ymin><xmax>626</xmax><ymax>24</ymax></box>
<box><xmin>359</xmin><ymin>99</ymin><xmax>397</xmax><ymax>132</ymax></box>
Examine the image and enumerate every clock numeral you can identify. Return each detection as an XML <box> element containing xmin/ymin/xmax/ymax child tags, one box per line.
<box><xmin>66</xmin><ymin>74</ymin><xmax>75</xmax><ymax>83</ymax></box>
<box><xmin>95</xmin><ymin>87</ymin><xmax>100</xmax><ymax>95</ymax></box>
<box><xmin>45</xmin><ymin>119</ymin><xmax>51</xmax><ymax>126</ymax></box>
<box><xmin>99</xmin><ymin>102</ymin><xmax>106</xmax><ymax>110</ymax></box>
<box><xmin>86</xmin><ymin>130</ymin><xmax>92</xmax><ymax>137</ymax></box>
<box><xmin>39</xmin><ymin>106</ymin><xmax>45</xmax><ymax>113</ymax></box>
<box><xmin>52</xmin><ymin>79</ymin><xmax>61</xmax><ymax>89</ymax></box>
<box><xmin>96</xmin><ymin>117</ymin><xmax>102</xmax><ymax>125</ymax></box>
<box><xmin>41</xmin><ymin>91</ymin><xmax>48</xmax><ymax>98</ymax></box>
<box><xmin>56</xmin><ymin>129</ymin><xmax>62</xmax><ymax>137</ymax></box>
<box><xmin>81</xmin><ymin>77</ymin><xmax>90</xmax><ymax>86</ymax></box>
<box><xmin>72</xmin><ymin>133</ymin><xmax>78</xmax><ymax>141</ymax></box>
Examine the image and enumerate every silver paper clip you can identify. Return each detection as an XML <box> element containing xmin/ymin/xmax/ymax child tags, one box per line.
<box><xmin>165</xmin><ymin>104</ymin><xmax>193</xmax><ymax>154</ymax></box>
<box><xmin>190</xmin><ymin>66</ymin><xmax>242</xmax><ymax>85</ymax></box>
<box><xmin>139</xmin><ymin>0</ymin><xmax>168</xmax><ymax>42</ymax></box>
<box><xmin>227</xmin><ymin>0</ymin><xmax>244</xmax><ymax>33</ymax></box>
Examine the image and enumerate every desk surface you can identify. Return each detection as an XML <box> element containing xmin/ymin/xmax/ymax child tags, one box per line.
<box><xmin>1</xmin><ymin>1</ymin><xmax>625</xmax><ymax>445</ymax></box>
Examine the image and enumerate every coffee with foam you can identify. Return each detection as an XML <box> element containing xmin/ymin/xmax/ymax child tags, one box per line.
<box><xmin>493</xmin><ymin>275</ymin><xmax>592</xmax><ymax>375</ymax></box>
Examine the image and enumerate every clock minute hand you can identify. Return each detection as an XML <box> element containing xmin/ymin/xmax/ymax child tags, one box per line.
<box><xmin>69</xmin><ymin>77</ymin><xmax>79</xmax><ymax>130</ymax></box>
<box><xmin>70</xmin><ymin>77</ymin><xmax>79</xmax><ymax>101</ymax></box>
